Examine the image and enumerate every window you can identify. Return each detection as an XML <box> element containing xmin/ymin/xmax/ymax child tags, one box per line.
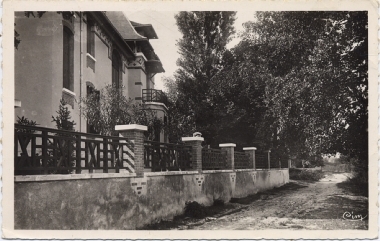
<box><xmin>63</xmin><ymin>26</ymin><xmax>74</xmax><ymax>91</ymax></box>
<box><xmin>87</xmin><ymin>19</ymin><xmax>95</xmax><ymax>57</ymax></box>
<box><xmin>112</xmin><ymin>50</ymin><xmax>121</xmax><ymax>88</ymax></box>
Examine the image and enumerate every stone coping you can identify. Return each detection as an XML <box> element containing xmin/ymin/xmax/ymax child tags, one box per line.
<box><xmin>235</xmin><ymin>168</ymin><xmax>256</xmax><ymax>172</ymax></box>
<box><xmin>15</xmin><ymin>168</ymin><xmax>290</xmax><ymax>182</ymax></box>
<box><xmin>181</xmin><ymin>137</ymin><xmax>204</xmax><ymax>142</ymax></box>
<box><xmin>235</xmin><ymin>168</ymin><xmax>288</xmax><ymax>172</ymax></box>
<box><xmin>144</xmin><ymin>170</ymin><xmax>199</xmax><ymax>177</ymax></box>
<box><xmin>15</xmin><ymin>172</ymin><xmax>137</xmax><ymax>182</ymax></box>
<box><xmin>115</xmin><ymin>124</ymin><xmax>147</xmax><ymax>131</ymax></box>
<box><xmin>202</xmin><ymin>169</ymin><xmax>234</xmax><ymax>174</ymax></box>
<box><xmin>219</xmin><ymin>143</ymin><xmax>236</xmax><ymax>147</ymax></box>
<box><xmin>243</xmin><ymin>147</ymin><xmax>257</xmax><ymax>151</ymax></box>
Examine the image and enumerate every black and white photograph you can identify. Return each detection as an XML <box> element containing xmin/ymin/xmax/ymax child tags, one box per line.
<box><xmin>2</xmin><ymin>0</ymin><xmax>378</xmax><ymax>239</ymax></box>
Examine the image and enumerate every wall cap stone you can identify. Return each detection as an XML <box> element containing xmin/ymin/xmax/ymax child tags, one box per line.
<box><xmin>243</xmin><ymin>147</ymin><xmax>257</xmax><ymax>151</ymax></box>
<box><xmin>145</xmin><ymin>171</ymin><xmax>199</xmax><ymax>177</ymax></box>
<box><xmin>235</xmin><ymin>168</ymin><xmax>256</xmax><ymax>172</ymax></box>
<box><xmin>202</xmin><ymin>169</ymin><xmax>234</xmax><ymax>174</ymax></box>
<box><xmin>15</xmin><ymin>172</ymin><xmax>137</xmax><ymax>182</ymax></box>
<box><xmin>115</xmin><ymin>124</ymin><xmax>148</xmax><ymax>131</ymax></box>
<box><xmin>219</xmin><ymin>143</ymin><xmax>236</xmax><ymax>148</ymax></box>
<box><xmin>181</xmin><ymin>137</ymin><xmax>204</xmax><ymax>142</ymax></box>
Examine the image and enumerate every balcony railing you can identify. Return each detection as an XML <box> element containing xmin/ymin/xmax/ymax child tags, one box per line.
<box><xmin>142</xmin><ymin>89</ymin><xmax>168</xmax><ymax>106</ymax></box>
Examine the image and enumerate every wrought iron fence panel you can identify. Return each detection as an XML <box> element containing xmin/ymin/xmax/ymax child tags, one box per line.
<box><xmin>255</xmin><ymin>152</ymin><xmax>268</xmax><ymax>169</ymax></box>
<box><xmin>202</xmin><ymin>148</ymin><xmax>228</xmax><ymax>170</ymax></box>
<box><xmin>270</xmin><ymin>159</ymin><xmax>282</xmax><ymax>168</ymax></box>
<box><xmin>234</xmin><ymin>151</ymin><xmax>251</xmax><ymax>169</ymax></box>
<box><xmin>15</xmin><ymin>124</ymin><xmax>135</xmax><ymax>175</ymax></box>
<box><xmin>144</xmin><ymin>141</ymin><xmax>192</xmax><ymax>172</ymax></box>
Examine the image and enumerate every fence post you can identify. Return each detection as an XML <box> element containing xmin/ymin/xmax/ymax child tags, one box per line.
<box><xmin>265</xmin><ymin>150</ymin><xmax>271</xmax><ymax>169</ymax></box>
<box><xmin>243</xmin><ymin>147</ymin><xmax>257</xmax><ymax>169</ymax></box>
<box><xmin>115</xmin><ymin>124</ymin><xmax>147</xmax><ymax>178</ymax></box>
<box><xmin>181</xmin><ymin>137</ymin><xmax>204</xmax><ymax>172</ymax></box>
<box><xmin>219</xmin><ymin>143</ymin><xmax>236</xmax><ymax>170</ymax></box>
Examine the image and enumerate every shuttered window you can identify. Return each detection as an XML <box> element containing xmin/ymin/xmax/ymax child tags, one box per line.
<box><xmin>112</xmin><ymin>50</ymin><xmax>121</xmax><ymax>88</ymax></box>
<box><xmin>63</xmin><ymin>26</ymin><xmax>74</xmax><ymax>91</ymax></box>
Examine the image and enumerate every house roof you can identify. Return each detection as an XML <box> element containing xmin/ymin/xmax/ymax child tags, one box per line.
<box><xmin>146</xmin><ymin>60</ymin><xmax>165</xmax><ymax>73</ymax></box>
<box><xmin>104</xmin><ymin>12</ymin><xmax>146</xmax><ymax>40</ymax></box>
<box><xmin>130</xmin><ymin>21</ymin><xmax>158</xmax><ymax>39</ymax></box>
<box><xmin>104</xmin><ymin>12</ymin><xmax>164</xmax><ymax>73</ymax></box>
<box><xmin>89</xmin><ymin>12</ymin><xmax>135</xmax><ymax>60</ymax></box>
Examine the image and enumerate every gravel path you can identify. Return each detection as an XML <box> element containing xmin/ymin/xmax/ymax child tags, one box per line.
<box><xmin>192</xmin><ymin>173</ymin><xmax>368</xmax><ymax>230</ymax></box>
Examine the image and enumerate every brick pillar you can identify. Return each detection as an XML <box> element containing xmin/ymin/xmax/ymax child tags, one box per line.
<box><xmin>265</xmin><ymin>150</ymin><xmax>271</xmax><ymax>169</ymax></box>
<box><xmin>219</xmin><ymin>143</ymin><xmax>236</xmax><ymax>170</ymax></box>
<box><xmin>115</xmin><ymin>124</ymin><xmax>147</xmax><ymax>178</ymax></box>
<box><xmin>181</xmin><ymin>137</ymin><xmax>204</xmax><ymax>172</ymax></box>
<box><xmin>243</xmin><ymin>147</ymin><xmax>257</xmax><ymax>169</ymax></box>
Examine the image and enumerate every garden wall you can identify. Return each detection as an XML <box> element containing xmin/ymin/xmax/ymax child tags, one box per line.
<box><xmin>14</xmin><ymin>168</ymin><xmax>289</xmax><ymax>229</ymax></box>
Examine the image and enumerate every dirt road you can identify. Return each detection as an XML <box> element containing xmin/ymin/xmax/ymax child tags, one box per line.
<box><xmin>192</xmin><ymin>173</ymin><xmax>368</xmax><ymax>230</ymax></box>
<box><xmin>143</xmin><ymin>172</ymin><xmax>368</xmax><ymax>230</ymax></box>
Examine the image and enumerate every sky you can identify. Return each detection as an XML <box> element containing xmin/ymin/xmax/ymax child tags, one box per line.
<box><xmin>125</xmin><ymin>11</ymin><xmax>257</xmax><ymax>90</ymax></box>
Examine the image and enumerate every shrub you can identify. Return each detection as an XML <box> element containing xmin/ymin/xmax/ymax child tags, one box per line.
<box><xmin>48</xmin><ymin>99</ymin><xmax>76</xmax><ymax>174</ymax></box>
<box><xmin>16</xmin><ymin>116</ymin><xmax>38</xmax><ymax>133</ymax></box>
<box><xmin>184</xmin><ymin>201</ymin><xmax>206</xmax><ymax>218</ymax></box>
<box><xmin>289</xmin><ymin>168</ymin><xmax>324</xmax><ymax>181</ymax></box>
<box><xmin>80</xmin><ymin>84</ymin><xmax>164</xmax><ymax>139</ymax></box>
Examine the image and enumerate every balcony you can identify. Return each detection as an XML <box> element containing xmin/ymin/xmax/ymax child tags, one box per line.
<box><xmin>142</xmin><ymin>89</ymin><xmax>168</xmax><ymax>107</ymax></box>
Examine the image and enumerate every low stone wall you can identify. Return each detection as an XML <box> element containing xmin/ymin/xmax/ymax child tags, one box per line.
<box><xmin>14</xmin><ymin>169</ymin><xmax>289</xmax><ymax>229</ymax></box>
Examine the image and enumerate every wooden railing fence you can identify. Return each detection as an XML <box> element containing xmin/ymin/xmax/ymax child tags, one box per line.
<box><xmin>15</xmin><ymin>124</ymin><xmax>135</xmax><ymax>175</ymax></box>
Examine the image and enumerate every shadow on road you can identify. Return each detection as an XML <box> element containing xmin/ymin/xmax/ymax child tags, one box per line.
<box><xmin>337</xmin><ymin>181</ymin><xmax>368</xmax><ymax>197</ymax></box>
<box><xmin>230</xmin><ymin>182</ymin><xmax>308</xmax><ymax>205</ymax></box>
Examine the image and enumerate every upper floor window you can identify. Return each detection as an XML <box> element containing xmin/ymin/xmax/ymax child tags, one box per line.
<box><xmin>63</xmin><ymin>26</ymin><xmax>74</xmax><ymax>91</ymax></box>
<box><xmin>87</xmin><ymin>19</ymin><xmax>95</xmax><ymax>57</ymax></box>
<box><xmin>112</xmin><ymin>49</ymin><xmax>121</xmax><ymax>89</ymax></box>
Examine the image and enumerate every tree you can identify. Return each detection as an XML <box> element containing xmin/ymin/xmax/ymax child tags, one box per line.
<box><xmin>163</xmin><ymin>76</ymin><xmax>196</xmax><ymax>143</ymax></box>
<box><xmin>173</xmin><ymin>11</ymin><xmax>236</xmax><ymax>144</ymax></box>
<box><xmin>52</xmin><ymin>99</ymin><xmax>76</xmax><ymax>131</ymax></box>
<box><xmin>49</xmin><ymin>99</ymin><xmax>77</xmax><ymax>174</ymax></box>
<box><xmin>240</xmin><ymin>12</ymin><xmax>367</xmax><ymax>180</ymax></box>
<box><xmin>80</xmin><ymin>84</ymin><xmax>163</xmax><ymax>140</ymax></box>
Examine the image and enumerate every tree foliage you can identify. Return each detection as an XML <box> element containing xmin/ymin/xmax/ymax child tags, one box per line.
<box><xmin>172</xmin><ymin>11</ymin><xmax>237</xmax><ymax>143</ymax></box>
<box><xmin>52</xmin><ymin>99</ymin><xmax>76</xmax><ymax>131</ymax></box>
<box><xmin>169</xmin><ymin>11</ymin><xmax>368</xmax><ymax>182</ymax></box>
<box><xmin>80</xmin><ymin>84</ymin><xmax>164</xmax><ymax>139</ymax></box>
<box><xmin>240</xmin><ymin>12</ymin><xmax>367</xmax><ymax>169</ymax></box>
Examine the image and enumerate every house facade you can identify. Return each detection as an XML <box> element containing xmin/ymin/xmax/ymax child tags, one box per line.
<box><xmin>14</xmin><ymin>11</ymin><xmax>167</xmax><ymax>142</ymax></box>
